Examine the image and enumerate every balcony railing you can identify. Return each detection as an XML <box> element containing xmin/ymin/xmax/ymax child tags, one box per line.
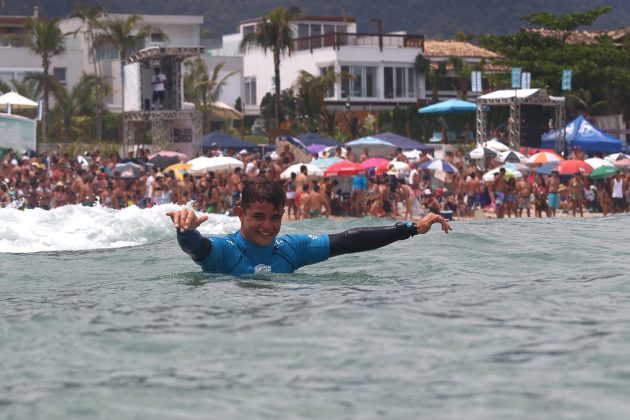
<box><xmin>294</xmin><ymin>32</ymin><xmax>424</xmax><ymax>53</ymax></box>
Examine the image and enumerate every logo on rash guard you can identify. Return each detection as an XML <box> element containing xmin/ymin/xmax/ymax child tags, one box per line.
<box><xmin>308</xmin><ymin>235</ymin><xmax>318</xmax><ymax>240</ymax></box>
<box><xmin>254</xmin><ymin>264</ymin><xmax>271</xmax><ymax>273</ymax></box>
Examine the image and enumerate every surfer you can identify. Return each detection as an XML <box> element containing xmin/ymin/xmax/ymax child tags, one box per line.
<box><xmin>167</xmin><ymin>178</ymin><xmax>451</xmax><ymax>276</ymax></box>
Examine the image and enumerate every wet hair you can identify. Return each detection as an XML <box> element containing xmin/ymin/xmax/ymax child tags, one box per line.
<box><xmin>241</xmin><ymin>178</ymin><xmax>285</xmax><ymax>211</ymax></box>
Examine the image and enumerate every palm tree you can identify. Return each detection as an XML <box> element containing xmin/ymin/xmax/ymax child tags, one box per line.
<box><xmin>294</xmin><ymin>65</ymin><xmax>338</xmax><ymax>132</ymax></box>
<box><xmin>94</xmin><ymin>14</ymin><xmax>164</xmax><ymax>140</ymax></box>
<box><xmin>10</xmin><ymin>17</ymin><xmax>71</xmax><ymax>143</ymax></box>
<box><xmin>239</xmin><ymin>6</ymin><xmax>301</xmax><ymax>128</ymax></box>
<box><xmin>71</xmin><ymin>3</ymin><xmax>106</xmax><ymax>140</ymax></box>
<box><xmin>184</xmin><ymin>58</ymin><xmax>237</xmax><ymax>133</ymax></box>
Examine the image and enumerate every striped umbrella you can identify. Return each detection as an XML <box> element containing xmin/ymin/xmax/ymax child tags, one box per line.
<box><xmin>420</xmin><ymin>159</ymin><xmax>458</xmax><ymax>173</ymax></box>
<box><xmin>498</xmin><ymin>150</ymin><xmax>528</xmax><ymax>164</ymax></box>
<box><xmin>555</xmin><ymin>159</ymin><xmax>593</xmax><ymax>175</ymax></box>
<box><xmin>527</xmin><ymin>151</ymin><xmax>564</xmax><ymax>165</ymax></box>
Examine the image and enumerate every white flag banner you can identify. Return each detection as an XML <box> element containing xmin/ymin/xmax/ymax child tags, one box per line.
<box><xmin>471</xmin><ymin>71</ymin><xmax>482</xmax><ymax>93</ymax></box>
<box><xmin>521</xmin><ymin>72</ymin><xmax>531</xmax><ymax>90</ymax></box>
<box><xmin>37</xmin><ymin>99</ymin><xmax>43</xmax><ymax>121</ymax></box>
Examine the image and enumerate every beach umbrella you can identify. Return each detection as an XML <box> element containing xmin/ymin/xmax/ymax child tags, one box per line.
<box><xmin>207</xmin><ymin>101</ymin><xmax>244</xmax><ymax>120</ymax></box>
<box><xmin>535</xmin><ymin>161</ymin><xmax>560</xmax><ymax>176</ymax></box>
<box><xmin>346</xmin><ymin>136</ymin><xmax>397</xmax><ymax>157</ymax></box>
<box><xmin>113</xmin><ymin>162</ymin><xmax>144</xmax><ymax>179</ymax></box>
<box><xmin>312</xmin><ymin>156</ymin><xmax>345</xmax><ymax>170</ymax></box>
<box><xmin>418</xmin><ymin>98</ymin><xmax>476</xmax><ymax>114</ymax></box>
<box><xmin>420</xmin><ymin>159</ymin><xmax>458</xmax><ymax>173</ymax></box>
<box><xmin>583</xmin><ymin>157</ymin><xmax>614</xmax><ymax>170</ymax></box>
<box><xmin>555</xmin><ymin>159</ymin><xmax>593</xmax><ymax>175</ymax></box>
<box><xmin>280</xmin><ymin>163</ymin><xmax>324</xmax><ymax>180</ymax></box>
<box><xmin>359</xmin><ymin>157</ymin><xmax>390</xmax><ymax>169</ymax></box>
<box><xmin>498</xmin><ymin>150</ymin><xmax>528</xmax><ymax>164</ymax></box>
<box><xmin>504</xmin><ymin>162</ymin><xmax>529</xmax><ymax>173</ymax></box>
<box><xmin>482</xmin><ymin>139</ymin><xmax>510</xmax><ymax>152</ymax></box>
<box><xmin>376</xmin><ymin>160</ymin><xmax>411</xmax><ymax>175</ymax></box>
<box><xmin>306</xmin><ymin>144</ymin><xmax>328</xmax><ymax>155</ymax></box>
<box><xmin>164</xmin><ymin>163</ymin><xmax>192</xmax><ymax>180</ymax></box>
<box><xmin>589</xmin><ymin>165</ymin><xmax>620</xmax><ymax>180</ymax></box>
<box><xmin>612</xmin><ymin>158</ymin><xmax>630</xmax><ymax>169</ymax></box>
<box><xmin>324</xmin><ymin>160</ymin><xmax>365</xmax><ymax>177</ymax></box>
<box><xmin>467</xmin><ymin>146</ymin><xmax>497</xmax><ymax>159</ymax></box>
<box><xmin>604</xmin><ymin>153</ymin><xmax>629</xmax><ymax>163</ymax></box>
<box><xmin>0</xmin><ymin>91</ymin><xmax>38</xmax><ymax>111</ymax></box>
<box><xmin>527</xmin><ymin>151</ymin><xmax>564</xmax><ymax>165</ymax></box>
<box><xmin>148</xmin><ymin>154</ymin><xmax>181</xmax><ymax>170</ymax></box>
<box><xmin>482</xmin><ymin>166</ymin><xmax>523</xmax><ymax>182</ymax></box>
<box><xmin>402</xmin><ymin>149</ymin><xmax>432</xmax><ymax>162</ymax></box>
<box><xmin>188</xmin><ymin>156</ymin><xmax>244</xmax><ymax>176</ymax></box>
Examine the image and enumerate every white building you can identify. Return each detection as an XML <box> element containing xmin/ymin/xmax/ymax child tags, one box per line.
<box><xmin>58</xmin><ymin>14</ymin><xmax>204</xmax><ymax>112</ymax></box>
<box><xmin>212</xmin><ymin>16</ymin><xmax>426</xmax><ymax>116</ymax></box>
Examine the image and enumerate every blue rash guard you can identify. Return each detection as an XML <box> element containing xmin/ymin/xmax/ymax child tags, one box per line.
<box><xmin>179</xmin><ymin>230</ymin><xmax>330</xmax><ymax>276</ymax></box>
<box><xmin>177</xmin><ymin>222</ymin><xmax>418</xmax><ymax>277</ymax></box>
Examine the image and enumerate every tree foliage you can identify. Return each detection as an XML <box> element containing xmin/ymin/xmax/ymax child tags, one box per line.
<box><xmin>478</xmin><ymin>6</ymin><xmax>630</xmax><ymax>121</ymax></box>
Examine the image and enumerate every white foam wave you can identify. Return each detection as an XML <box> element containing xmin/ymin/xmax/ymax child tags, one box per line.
<box><xmin>0</xmin><ymin>204</ymin><xmax>241</xmax><ymax>253</ymax></box>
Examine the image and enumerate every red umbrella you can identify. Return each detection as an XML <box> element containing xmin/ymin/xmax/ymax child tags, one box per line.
<box><xmin>324</xmin><ymin>160</ymin><xmax>366</xmax><ymax>177</ymax></box>
<box><xmin>359</xmin><ymin>157</ymin><xmax>389</xmax><ymax>169</ymax></box>
<box><xmin>555</xmin><ymin>159</ymin><xmax>593</xmax><ymax>175</ymax></box>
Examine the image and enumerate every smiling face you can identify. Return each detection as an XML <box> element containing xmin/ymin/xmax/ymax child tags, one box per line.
<box><xmin>237</xmin><ymin>200</ymin><xmax>284</xmax><ymax>247</ymax></box>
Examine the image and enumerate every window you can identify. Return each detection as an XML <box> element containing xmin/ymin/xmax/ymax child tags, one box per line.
<box><xmin>53</xmin><ymin>67</ymin><xmax>67</xmax><ymax>85</ymax></box>
<box><xmin>319</xmin><ymin>67</ymin><xmax>335</xmax><ymax>98</ymax></box>
<box><xmin>243</xmin><ymin>25</ymin><xmax>255</xmax><ymax>36</ymax></box>
<box><xmin>384</xmin><ymin>66</ymin><xmax>416</xmax><ymax>99</ymax></box>
<box><xmin>244</xmin><ymin>77</ymin><xmax>257</xmax><ymax>105</ymax></box>
<box><xmin>150</xmin><ymin>33</ymin><xmax>165</xmax><ymax>43</ymax></box>
<box><xmin>341</xmin><ymin>65</ymin><xmax>377</xmax><ymax>98</ymax></box>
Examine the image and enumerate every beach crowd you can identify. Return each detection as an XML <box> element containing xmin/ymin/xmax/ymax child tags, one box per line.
<box><xmin>1</xmin><ymin>144</ymin><xmax>629</xmax><ymax>220</ymax></box>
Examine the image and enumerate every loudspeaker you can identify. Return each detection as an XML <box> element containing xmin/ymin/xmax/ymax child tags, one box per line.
<box><xmin>520</xmin><ymin>105</ymin><xmax>547</xmax><ymax>148</ymax></box>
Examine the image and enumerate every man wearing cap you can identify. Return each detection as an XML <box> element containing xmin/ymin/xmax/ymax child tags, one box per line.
<box><xmin>547</xmin><ymin>170</ymin><xmax>560</xmax><ymax>217</ymax></box>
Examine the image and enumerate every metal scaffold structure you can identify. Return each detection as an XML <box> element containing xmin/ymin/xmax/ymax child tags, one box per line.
<box><xmin>122</xmin><ymin>46</ymin><xmax>205</xmax><ymax>156</ymax></box>
<box><xmin>476</xmin><ymin>89</ymin><xmax>565</xmax><ymax>149</ymax></box>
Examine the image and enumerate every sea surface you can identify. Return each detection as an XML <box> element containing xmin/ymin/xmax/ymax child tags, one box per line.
<box><xmin>1</xmin><ymin>205</ymin><xmax>629</xmax><ymax>420</ymax></box>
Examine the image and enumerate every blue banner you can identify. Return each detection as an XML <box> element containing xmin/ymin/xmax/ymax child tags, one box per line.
<box><xmin>511</xmin><ymin>67</ymin><xmax>522</xmax><ymax>89</ymax></box>
<box><xmin>562</xmin><ymin>69</ymin><xmax>572</xmax><ymax>91</ymax></box>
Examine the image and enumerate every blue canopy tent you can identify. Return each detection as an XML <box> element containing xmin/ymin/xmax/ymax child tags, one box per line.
<box><xmin>372</xmin><ymin>131</ymin><xmax>433</xmax><ymax>151</ymax></box>
<box><xmin>201</xmin><ymin>131</ymin><xmax>259</xmax><ymax>152</ymax></box>
<box><xmin>418</xmin><ymin>98</ymin><xmax>477</xmax><ymax>114</ymax></box>
<box><xmin>541</xmin><ymin>115</ymin><xmax>625</xmax><ymax>154</ymax></box>
<box><xmin>296</xmin><ymin>132</ymin><xmax>341</xmax><ymax>147</ymax></box>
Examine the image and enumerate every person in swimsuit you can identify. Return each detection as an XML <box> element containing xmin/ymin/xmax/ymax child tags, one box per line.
<box><xmin>568</xmin><ymin>171</ymin><xmax>585</xmax><ymax>217</ymax></box>
<box><xmin>167</xmin><ymin>178</ymin><xmax>452</xmax><ymax>276</ymax></box>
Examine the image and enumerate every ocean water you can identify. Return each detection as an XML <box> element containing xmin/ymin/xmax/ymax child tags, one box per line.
<box><xmin>1</xmin><ymin>205</ymin><xmax>629</xmax><ymax>420</ymax></box>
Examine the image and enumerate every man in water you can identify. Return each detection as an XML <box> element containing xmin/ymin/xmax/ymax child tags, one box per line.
<box><xmin>167</xmin><ymin>178</ymin><xmax>451</xmax><ymax>276</ymax></box>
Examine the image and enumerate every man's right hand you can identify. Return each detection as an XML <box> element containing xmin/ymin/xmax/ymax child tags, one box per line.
<box><xmin>166</xmin><ymin>208</ymin><xmax>209</xmax><ymax>231</ymax></box>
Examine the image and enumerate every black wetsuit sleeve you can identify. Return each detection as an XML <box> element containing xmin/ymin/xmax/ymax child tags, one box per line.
<box><xmin>176</xmin><ymin>229</ymin><xmax>212</xmax><ymax>261</ymax></box>
<box><xmin>328</xmin><ymin>222</ymin><xmax>417</xmax><ymax>258</ymax></box>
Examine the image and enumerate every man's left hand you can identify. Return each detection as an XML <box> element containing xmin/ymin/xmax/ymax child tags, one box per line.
<box><xmin>416</xmin><ymin>213</ymin><xmax>452</xmax><ymax>234</ymax></box>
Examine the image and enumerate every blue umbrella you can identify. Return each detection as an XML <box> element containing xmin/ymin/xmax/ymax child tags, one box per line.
<box><xmin>420</xmin><ymin>159</ymin><xmax>458</xmax><ymax>173</ymax></box>
<box><xmin>536</xmin><ymin>161</ymin><xmax>559</xmax><ymax>176</ymax></box>
<box><xmin>418</xmin><ymin>99</ymin><xmax>477</xmax><ymax>114</ymax></box>
<box><xmin>312</xmin><ymin>157</ymin><xmax>345</xmax><ymax>170</ymax></box>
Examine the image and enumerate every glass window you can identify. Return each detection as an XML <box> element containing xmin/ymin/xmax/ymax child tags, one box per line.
<box><xmin>320</xmin><ymin>67</ymin><xmax>334</xmax><ymax>98</ymax></box>
<box><xmin>53</xmin><ymin>67</ymin><xmax>67</xmax><ymax>84</ymax></box>
<box><xmin>341</xmin><ymin>65</ymin><xmax>377</xmax><ymax>98</ymax></box>
<box><xmin>407</xmin><ymin>68</ymin><xmax>416</xmax><ymax>97</ymax></box>
<box><xmin>384</xmin><ymin>67</ymin><xmax>394</xmax><ymax>99</ymax></box>
<box><xmin>243</xmin><ymin>25</ymin><xmax>255</xmax><ymax>36</ymax></box>
<box><xmin>384</xmin><ymin>66</ymin><xmax>415</xmax><ymax>99</ymax></box>
<box><xmin>150</xmin><ymin>33</ymin><xmax>165</xmax><ymax>43</ymax></box>
<box><xmin>244</xmin><ymin>77</ymin><xmax>257</xmax><ymax>105</ymax></box>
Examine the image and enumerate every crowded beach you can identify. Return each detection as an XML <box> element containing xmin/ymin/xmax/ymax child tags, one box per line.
<box><xmin>1</xmin><ymin>138</ymin><xmax>629</xmax><ymax>221</ymax></box>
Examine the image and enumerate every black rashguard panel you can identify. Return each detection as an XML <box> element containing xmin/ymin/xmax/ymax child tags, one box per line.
<box><xmin>177</xmin><ymin>229</ymin><xmax>212</xmax><ymax>261</ymax></box>
<box><xmin>328</xmin><ymin>222</ymin><xmax>417</xmax><ymax>258</ymax></box>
